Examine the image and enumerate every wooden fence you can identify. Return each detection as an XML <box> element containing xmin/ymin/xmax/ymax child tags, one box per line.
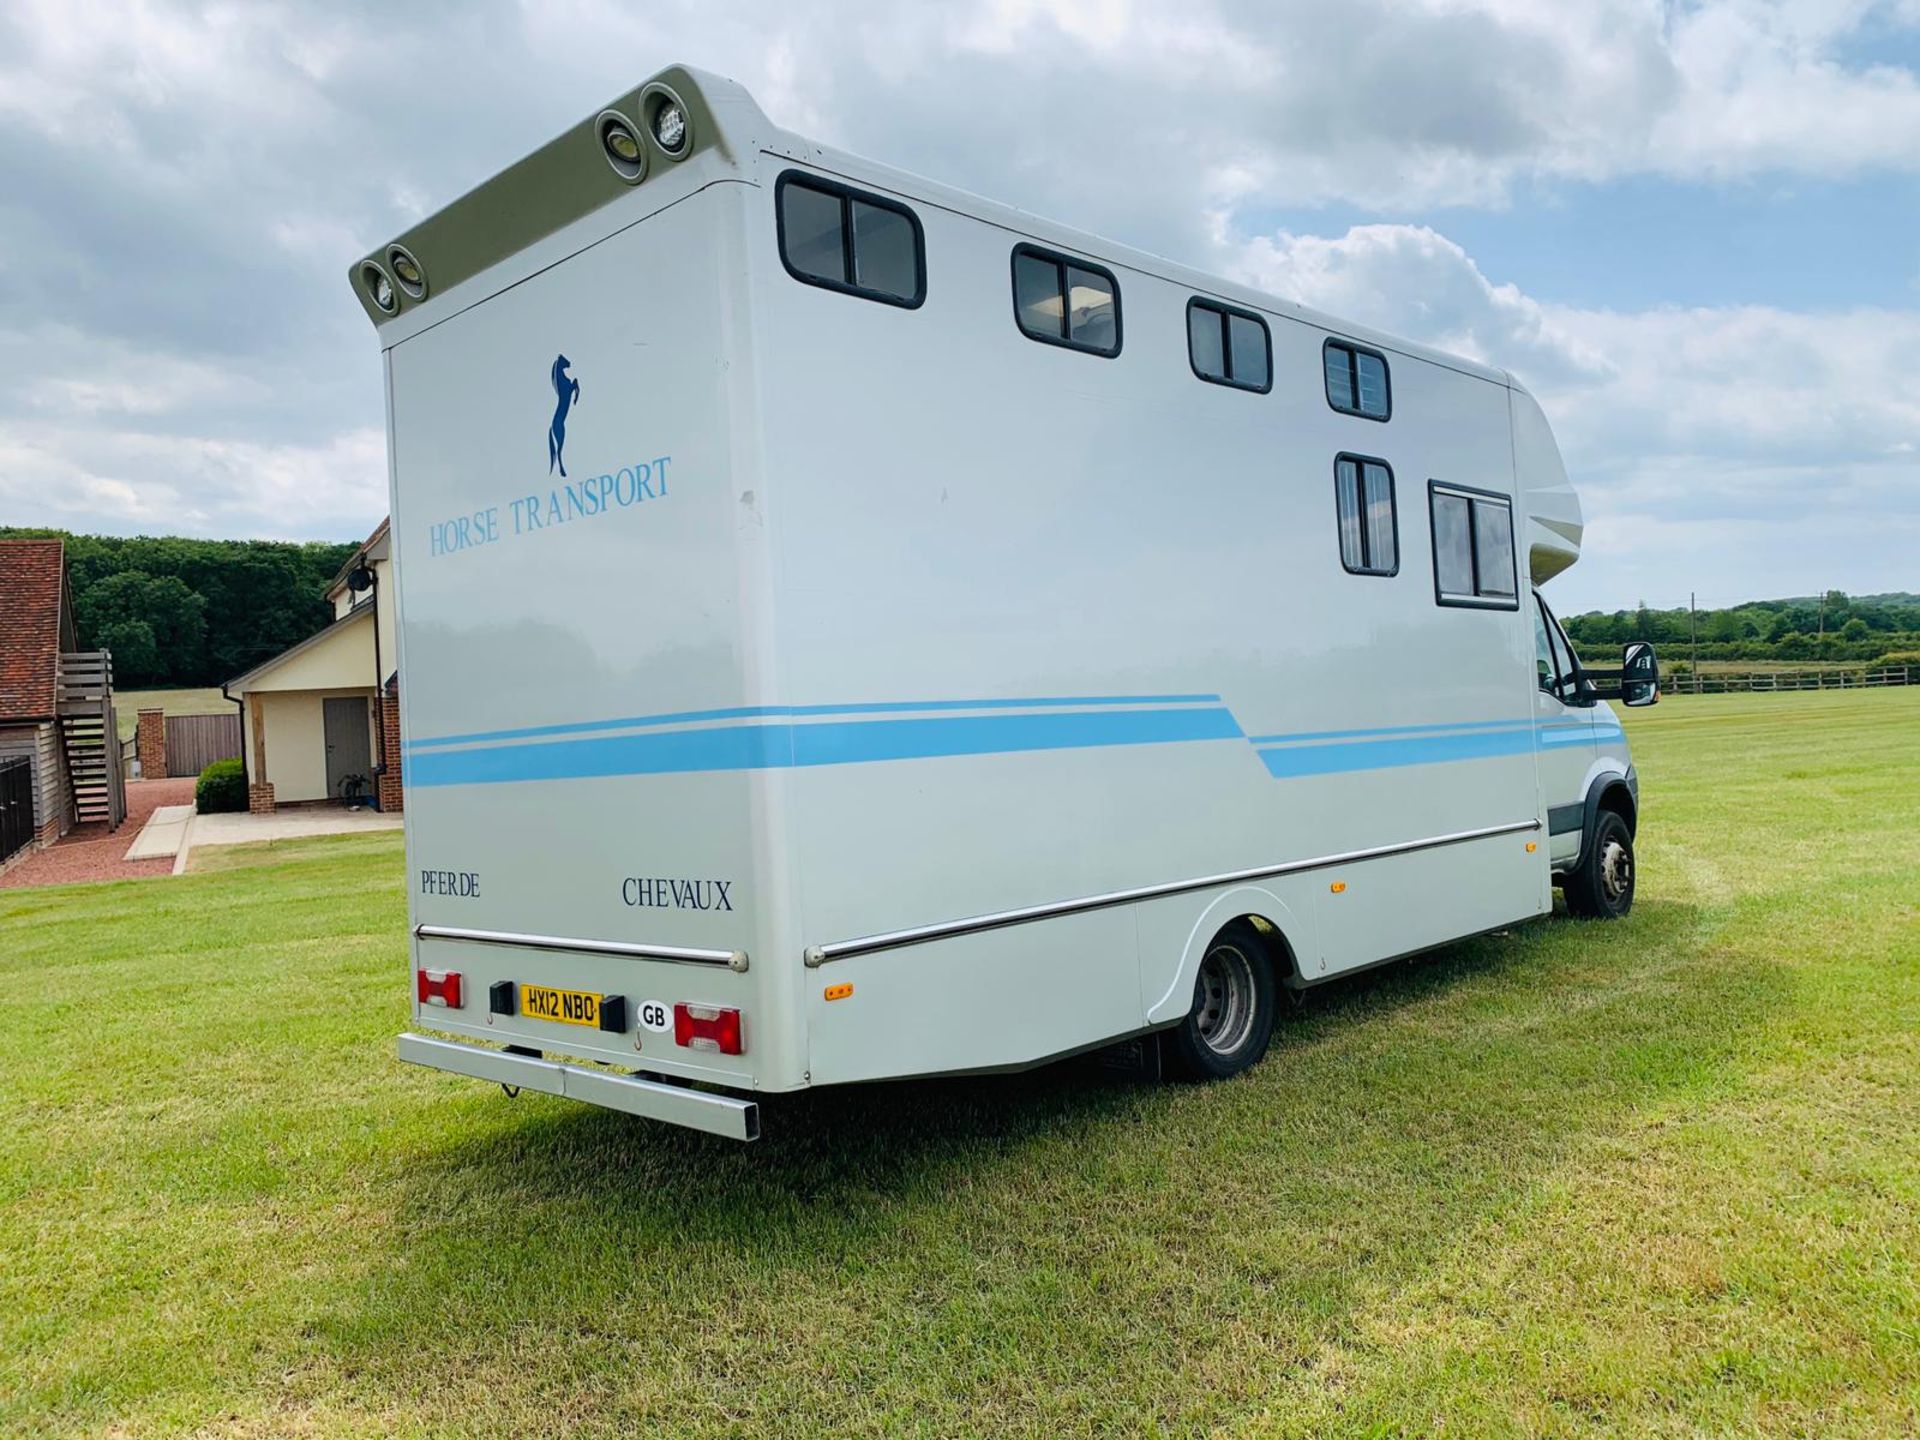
<box><xmin>165</xmin><ymin>712</ymin><xmax>243</xmax><ymax>777</ymax></box>
<box><xmin>1663</xmin><ymin>665</ymin><xmax>1916</xmax><ymax>696</ymax></box>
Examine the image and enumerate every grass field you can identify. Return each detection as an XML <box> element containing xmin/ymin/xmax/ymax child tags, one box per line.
<box><xmin>3</xmin><ymin>689</ymin><xmax>1917</xmax><ymax>1437</ymax></box>
<box><xmin>111</xmin><ymin>687</ymin><xmax>234</xmax><ymax>742</ymax></box>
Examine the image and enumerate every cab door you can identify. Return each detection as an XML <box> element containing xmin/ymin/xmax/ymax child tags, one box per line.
<box><xmin>1532</xmin><ymin>592</ymin><xmax>1597</xmax><ymax>868</ymax></box>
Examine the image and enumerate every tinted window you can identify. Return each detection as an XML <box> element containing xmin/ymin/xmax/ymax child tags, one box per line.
<box><xmin>1229</xmin><ymin>313</ymin><xmax>1270</xmax><ymax>390</ymax></box>
<box><xmin>1431</xmin><ymin>483</ymin><xmax>1518</xmax><ymax>608</ymax></box>
<box><xmin>777</xmin><ymin>172</ymin><xmax>924</xmax><ymax>307</ymax></box>
<box><xmin>1335</xmin><ymin>455</ymin><xmax>1397</xmax><ymax>575</ymax></box>
<box><xmin>1325</xmin><ymin>345</ymin><xmax>1354</xmax><ymax>410</ymax></box>
<box><xmin>1188</xmin><ymin>299</ymin><xmax>1271</xmax><ymax>392</ymax></box>
<box><xmin>1011</xmin><ymin>245</ymin><xmax>1121</xmax><ymax>356</ymax></box>
<box><xmin>1067</xmin><ymin>266</ymin><xmax>1117</xmax><ymax>349</ymax></box>
<box><xmin>852</xmin><ymin>200</ymin><xmax>917</xmax><ymax>298</ymax></box>
<box><xmin>1189</xmin><ymin>304</ymin><xmax>1225</xmax><ymax>380</ymax></box>
<box><xmin>1433</xmin><ymin>490</ymin><xmax>1474</xmax><ymax>597</ymax></box>
<box><xmin>780</xmin><ymin>181</ymin><xmax>843</xmax><ymax>284</ymax></box>
<box><xmin>1014</xmin><ymin>251</ymin><xmax>1061</xmax><ymax>338</ymax></box>
<box><xmin>1325</xmin><ymin>339</ymin><xmax>1391</xmax><ymax>420</ymax></box>
<box><xmin>1473</xmin><ymin>499</ymin><xmax>1516</xmax><ymax>597</ymax></box>
<box><xmin>1356</xmin><ymin>350</ymin><xmax>1389</xmax><ymax>416</ymax></box>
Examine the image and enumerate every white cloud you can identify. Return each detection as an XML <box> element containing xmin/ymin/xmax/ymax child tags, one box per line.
<box><xmin>1228</xmin><ymin>220</ymin><xmax>1920</xmax><ymax>607</ymax></box>
<box><xmin>0</xmin><ymin>421</ymin><xmax>387</xmax><ymax>537</ymax></box>
<box><xmin>0</xmin><ymin>0</ymin><xmax>1914</xmax><ymax>610</ymax></box>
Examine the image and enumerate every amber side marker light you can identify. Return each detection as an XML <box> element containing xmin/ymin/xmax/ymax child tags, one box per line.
<box><xmin>824</xmin><ymin>983</ymin><xmax>854</xmax><ymax>1002</ymax></box>
<box><xmin>1526</xmin><ymin>841</ymin><xmax>1538</xmax><ymax>853</ymax></box>
<box><xmin>1329</xmin><ymin>881</ymin><xmax>1347</xmax><ymax>894</ymax></box>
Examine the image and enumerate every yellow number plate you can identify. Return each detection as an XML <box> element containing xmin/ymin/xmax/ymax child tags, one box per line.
<box><xmin>521</xmin><ymin>984</ymin><xmax>601</xmax><ymax>1027</ymax></box>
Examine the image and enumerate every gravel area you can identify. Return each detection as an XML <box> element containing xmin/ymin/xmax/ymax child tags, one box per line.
<box><xmin>0</xmin><ymin>778</ymin><xmax>198</xmax><ymax>890</ymax></box>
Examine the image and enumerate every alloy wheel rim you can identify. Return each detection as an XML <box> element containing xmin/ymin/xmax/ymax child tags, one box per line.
<box><xmin>1195</xmin><ymin>943</ymin><xmax>1257</xmax><ymax>1056</ymax></box>
<box><xmin>1601</xmin><ymin>838</ymin><xmax>1632</xmax><ymax>903</ymax></box>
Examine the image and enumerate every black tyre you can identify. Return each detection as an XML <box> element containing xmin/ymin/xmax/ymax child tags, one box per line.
<box><xmin>1562</xmin><ymin>808</ymin><xmax>1635</xmax><ymax>919</ymax></box>
<box><xmin>1163</xmin><ymin>921</ymin><xmax>1278</xmax><ymax>1080</ymax></box>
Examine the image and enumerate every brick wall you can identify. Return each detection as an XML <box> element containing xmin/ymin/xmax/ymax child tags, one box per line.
<box><xmin>248</xmin><ymin>782</ymin><xmax>276</xmax><ymax>814</ymax></box>
<box><xmin>135</xmin><ymin>708</ymin><xmax>166</xmax><ymax>779</ymax></box>
<box><xmin>376</xmin><ymin>684</ymin><xmax>404</xmax><ymax>814</ymax></box>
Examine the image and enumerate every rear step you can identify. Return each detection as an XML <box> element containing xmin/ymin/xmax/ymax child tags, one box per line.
<box><xmin>398</xmin><ymin>1033</ymin><xmax>760</xmax><ymax>1141</ymax></box>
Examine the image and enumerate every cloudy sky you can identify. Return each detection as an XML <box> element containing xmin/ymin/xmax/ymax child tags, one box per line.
<box><xmin>1</xmin><ymin>0</ymin><xmax>1915</xmax><ymax>612</ymax></box>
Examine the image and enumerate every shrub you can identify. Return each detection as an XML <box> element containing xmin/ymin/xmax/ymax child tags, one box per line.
<box><xmin>195</xmin><ymin>757</ymin><xmax>247</xmax><ymax>814</ymax></box>
<box><xmin>1875</xmin><ymin>650</ymin><xmax>1920</xmax><ymax>668</ymax></box>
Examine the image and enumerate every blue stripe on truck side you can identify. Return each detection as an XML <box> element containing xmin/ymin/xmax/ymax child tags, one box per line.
<box><xmin>1255</xmin><ymin>725</ymin><xmax>1537</xmax><ymax>778</ymax></box>
<box><xmin>405</xmin><ymin>693</ymin><xmax>1226</xmax><ymax>753</ymax></box>
<box><xmin>404</xmin><ymin>700</ymin><xmax>1628</xmax><ymax>789</ymax></box>
<box><xmin>408</xmin><ymin>704</ymin><xmax>1245</xmax><ymax>788</ymax></box>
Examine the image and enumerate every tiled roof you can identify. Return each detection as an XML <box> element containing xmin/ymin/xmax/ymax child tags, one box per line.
<box><xmin>0</xmin><ymin>539</ymin><xmax>65</xmax><ymax>722</ymax></box>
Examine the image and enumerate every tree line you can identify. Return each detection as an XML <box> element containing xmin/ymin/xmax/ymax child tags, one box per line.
<box><xmin>1563</xmin><ymin>591</ymin><xmax>1920</xmax><ymax>666</ymax></box>
<box><xmin>1</xmin><ymin>528</ymin><xmax>359</xmax><ymax>689</ymax></box>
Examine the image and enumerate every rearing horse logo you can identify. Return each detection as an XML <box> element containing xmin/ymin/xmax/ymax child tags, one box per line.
<box><xmin>548</xmin><ymin>354</ymin><xmax>581</xmax><ymax>476</ymax></box>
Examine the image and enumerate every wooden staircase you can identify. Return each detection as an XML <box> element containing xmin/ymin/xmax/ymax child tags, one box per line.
<box><xmin>56</xmin><ymin>652</ymin><xmax>126</xmax><ymax>832</ymax></box>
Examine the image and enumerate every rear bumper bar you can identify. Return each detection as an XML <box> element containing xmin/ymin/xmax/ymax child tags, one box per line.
<box><xmin>397</xmin><ymin>1032</ymin><xmax>760</xmax><ymax>1141</ymax></box>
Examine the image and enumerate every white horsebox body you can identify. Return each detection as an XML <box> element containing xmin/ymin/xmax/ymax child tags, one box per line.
<box><xmin>354</xmin><ymin>67</ymin><xmax>1646</xmax><ymax>1140</ymax></box>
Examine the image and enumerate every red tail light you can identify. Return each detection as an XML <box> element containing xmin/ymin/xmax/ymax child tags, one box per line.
<box><xmin>417</xmin><ymin>968</ymin><xmax>464</xmax><ymax>1008</ymax></box>
<box><xmin>674</xmin><ymin>1002</ymin><xmax>743</xmax><ymax>1055</ymax></box>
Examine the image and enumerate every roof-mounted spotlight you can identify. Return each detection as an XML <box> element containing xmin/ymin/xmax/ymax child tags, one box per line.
<box><xmin>597</xmin><ymin>109</ymin><xmax>647</xmax><ymax>183</ymax></box>
<box><xmin>641</xmin><ymin>82</ymin><xmax>692</xmax><ymax>159</ymax></box>
<box><xmin>387</xmin><ymin>245</ymin><xmax>427</xmax><ymax>300</ymax></box>
<box><xmin>361</xmin><ymin>260</ymin><xmax>398</xmax><ymax>315</ymax></box>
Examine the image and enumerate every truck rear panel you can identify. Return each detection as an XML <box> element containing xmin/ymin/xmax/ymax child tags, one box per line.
<box><xmin>386</xmin><ymin>181</ymin><xmax>788</xmax><ymax>1092</ymax></box>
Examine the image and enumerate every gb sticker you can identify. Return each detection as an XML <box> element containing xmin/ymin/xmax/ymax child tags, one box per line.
<box><xmin>637</xmin><ymin>1000</ymin><xmax>672</xmax><ymax>1034</ymax></box>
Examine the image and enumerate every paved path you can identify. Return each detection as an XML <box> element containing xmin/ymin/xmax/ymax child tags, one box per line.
<box><xmin>176</xmin><ymin>806</ymin><xmax>401</xmax><ymax>872</ymax></box>
<box><xmin>124</xmin><ymin>805</ymin><xmax>194</xmax><ymax>861</ymax></box>
<box><xmin>3</xmin><ymin>785</ymin><xmax>404</xmax><ymax>890</ymax></box>
<box><xmin>0</xmin><ymin>778</ymin><xmax>195</xmax><ymax>889</ymax></box>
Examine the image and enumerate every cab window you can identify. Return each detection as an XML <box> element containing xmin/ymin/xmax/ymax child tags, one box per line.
<box><xmin>1535</xmin><ymin>594</ymin><xmax>1585</xmax><ymax>702</ymax></box>
<box><xmin>1547</xmin><ymin>610</ymin><xmax>1580</xmax><ymax>696</ymax></box>
<box><xmin>1533</xmin><ymin>601</ymin><xmax>1557</xmax><ymax>693</ymax></box>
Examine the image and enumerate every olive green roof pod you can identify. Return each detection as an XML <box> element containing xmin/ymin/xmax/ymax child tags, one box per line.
<box><xmin>345</xmin><ymin>65</ymin><xmax>770</xmax><ymax>329</ymax></box>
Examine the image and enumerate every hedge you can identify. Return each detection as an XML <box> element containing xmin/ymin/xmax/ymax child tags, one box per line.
<box><xmin>195</xmin><ymin>757</ymin><xmax>248</xmax><ymax>814</ymax></box>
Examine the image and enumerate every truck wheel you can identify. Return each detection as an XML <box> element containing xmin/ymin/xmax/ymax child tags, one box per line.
<box><xmin>1164</xmin><ymin>922</ymin><xmax>1277</xmax><ymax>1080</ymax></box>
<box><xmin>1563</xmin><ymin>809</ymin><xmax>1635</xmax><ymax>919</ymax></box>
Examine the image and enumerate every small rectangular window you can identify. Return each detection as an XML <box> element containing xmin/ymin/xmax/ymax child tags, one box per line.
<box><xmin>1011</xmin><ymin>244</ymin><xmax>1121</xmax><ymax>356</ymax></box>
<box><xmin>776</xmin><ymin>171</ymin><xmax>925</xmax><ymax>308</ymax></box>
<box><xmin>1473</xmin><ymin>500</ymin><xmax>1516</xmax><ymax>598</ymax></box>
<box><xmin>1187</xmin><ymin>298</ymin><xmax>1271</xmax><ymax>393</ymax></box>
<box><xmin>1324</xmin><ymin>338</ymin><xmax>1391</xmax><ymax>420</ymax></box>
<box><xmin>1189</xmin><ymin>305</ymin><xmax>1225</xmax><ymax>379</ymax></box>
<box><xmin>851</xmin><ymin>200</ymin><xmax>918</xmax><ymax>297</ymax></box>
<box><xmin>1334</xmin><ymin>454</ymin><xmax>1398</xmax><ymax>575</ymax></box>
<box><xmin>1430</xmin><ymin>481</ymin><xmax>1518</xmax><ymax>608</ymax></box>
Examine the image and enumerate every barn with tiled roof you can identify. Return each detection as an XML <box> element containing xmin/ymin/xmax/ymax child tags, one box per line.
<box><xmin>0</xmin><ymin>540</ymin><xmax>124</xmax><ymax>861</ymax></box>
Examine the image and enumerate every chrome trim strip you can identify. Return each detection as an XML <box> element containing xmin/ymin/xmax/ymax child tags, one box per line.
<box><xmin>803</xmin><ymin>819</ymin><xmax>1540</xmax><ymax>966</ymax></box>
<box><xmin>415</xmin><ymin>924</ymin><xmax>748</xmax><ymax>972</ymax></box>
<box><xmin>397</xmin><ymin>1033</ymin><xmax>759</xmax><ymax>1141</ymax></box>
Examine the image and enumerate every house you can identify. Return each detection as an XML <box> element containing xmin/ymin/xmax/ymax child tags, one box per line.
<box><xmin>0</xmin><ymin>539</ymin><xmax>126</xmax><ymax>861</ymax></box>
<box><xmin>225</xmin><ymin>519</ymin><xmax>403</xmax><ymax>813</ymax></box>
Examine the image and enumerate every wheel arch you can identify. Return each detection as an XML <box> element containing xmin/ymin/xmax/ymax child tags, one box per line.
<box><xmin>1570</xmin><ymin>770</ymin><xmax>1637</xmax><ymax>870</ymax></box>
<box><xmin>1144</xmin><ymin>886</ymin><xmax>1307</xmax><ymax>1027</ymax></box>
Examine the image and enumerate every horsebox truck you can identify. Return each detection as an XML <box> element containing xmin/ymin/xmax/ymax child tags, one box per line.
<box><xmin>351</xmin><ymin>66</ymin><xmax>1659</xmax><ymax>1141</ymax></box>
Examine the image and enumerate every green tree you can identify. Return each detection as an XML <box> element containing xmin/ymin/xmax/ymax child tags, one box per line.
<box><xmin>75</xmin><ymin>571</ymin><xmax>209</xmax><ymax>686</ymax></box>
<box><xmin>1</xmin><ymin>528</ymin><xmax>357</xmax><ymax>686</ymax></box>
<box><xmin>91</xmin><ymin>617</ymin><xmax>160</xmax><ymax>681</ymax></box>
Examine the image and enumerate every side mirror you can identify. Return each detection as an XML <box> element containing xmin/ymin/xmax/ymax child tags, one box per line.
<box><xmin>1621</xmin><ymin>640</ymin><xmax>1660</xmax><ymax>707</ymax></box>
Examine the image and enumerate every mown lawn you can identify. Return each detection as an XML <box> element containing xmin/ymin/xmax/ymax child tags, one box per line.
<box><xmin>3</xmin><ymin>689</ymin><xmax>1917</xmax><ymax>1438</ymax></box>
<box><xmin>112</xmin><ymin>687</ymin><xmax>234</xmax><ymax>742</ymax></box>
